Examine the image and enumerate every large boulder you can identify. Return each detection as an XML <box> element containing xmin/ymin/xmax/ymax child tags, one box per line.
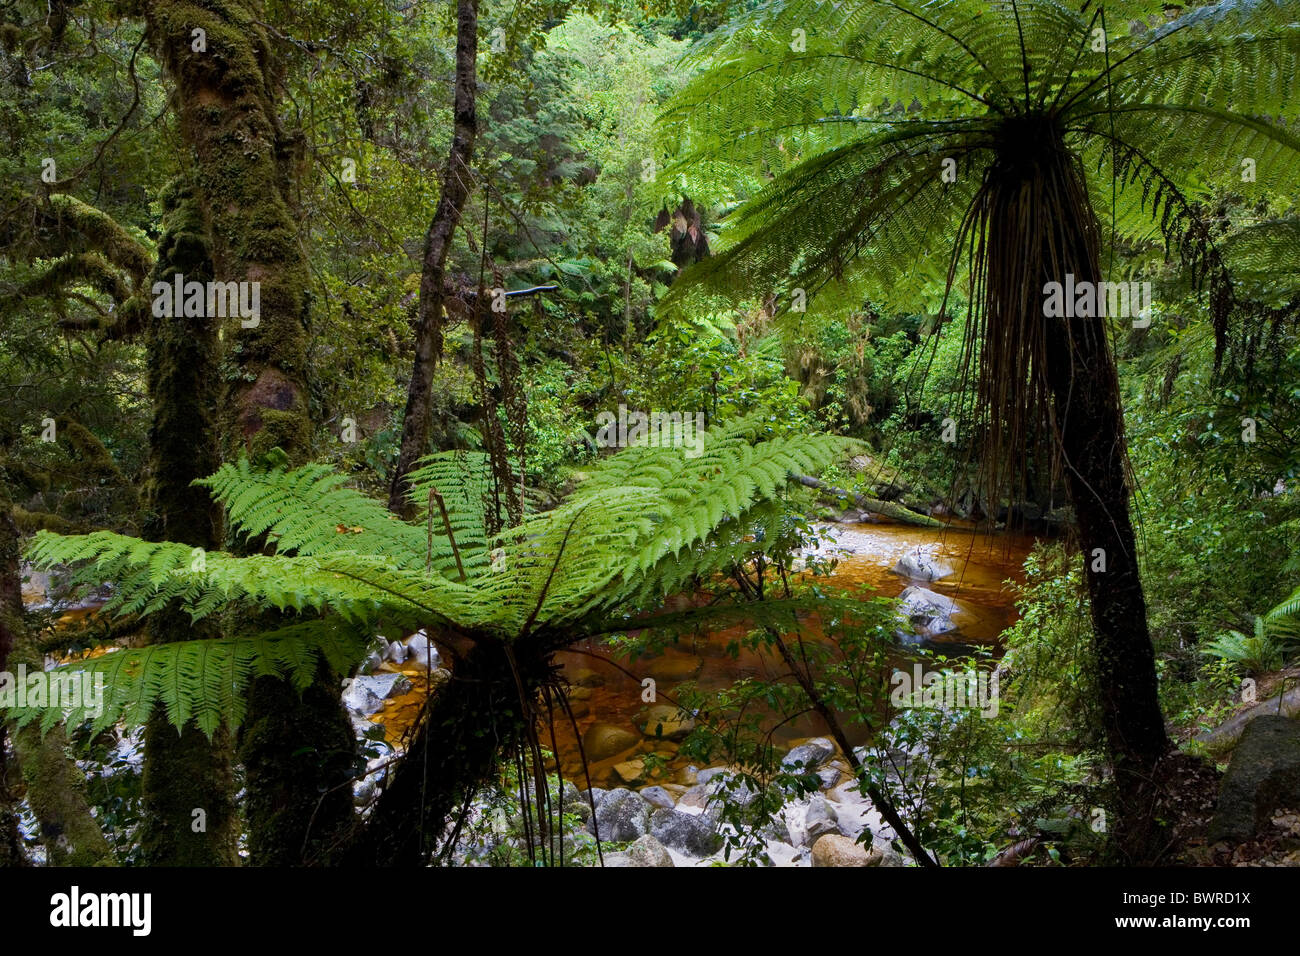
<box><xmin>897</xmin><ymin>586</ymin><xmax>960</xmax><ymax>636</ymax></box>
<box><xmin>1209</xmin><ymin>716</ymin><xmax>1300</xmax><ymax>844</ymax></box>
<box><xmin>811</xmin><ymin>834</ymin><xmax>882</xmax><ymax>867</ymax></box>
<box><xmin>892</xmin><ymin>548</ymin><xmax>954</xmax><ymax>583</ymax></box>
<box><xmin>782</xmin><ymin>737</ymin><xmax>836</xmax><ymax>771</ymax></box>
<box><xmin>636</xmin><ymin>703</ymin><xmax>696</xmax><ymax>741</ymax></box>
<box><xmin>582</xmin><ymin>722</ymin><xmax>639</xmax><ymax>761</ymax></box>
<box><xmin>603</xmin><ymin>834</ymin><xmax>674</xmax><ymax>867</ymax></box>
<box><xmin>650</xmin><ymin>807</ymin><xmax>723</xmax><ymax>857</ymax></box>
<box><xmin>590</xmin><ymin>788</ymin><xmax>652</xmax><ymax>843</ymax></box>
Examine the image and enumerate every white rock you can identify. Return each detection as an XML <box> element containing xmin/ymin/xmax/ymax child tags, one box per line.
<box><xmin>405</xmin><ymin>630</ymin><xmax>440</xmax><ymax>668</ymax></box>
<box><xmin>343</xmin><ymin>682</ymin><xmax>384</xmax><ymax>716</ymax></box>
<box><xmin>763</xmin><ymin>840</ymin><xmax>803</xmax><ymax>867</ymax></box>
<box><xmin>897</xmin><ymin>585</ymin><xmax>961</xmax><ymax>635</ymax></box>
<box><xmin>892</xmin><ymin>547</ymin><xmax>954</xmax><ymax>583</ymax></box>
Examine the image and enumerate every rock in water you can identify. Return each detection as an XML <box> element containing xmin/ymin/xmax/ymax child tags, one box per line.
<box><xmin>567</xmin><ymin>667</ymin><xmax>606</xmax><ymax>688</ymax></box>
<box><xmin>782</xmin><ymin>737</ymin><xmax>836</xmax><ymax>770</ymax></box>
<box><xmin>603</xmin><ymin>834</ymin><xmax>674</xmax><ymax>867</ymax></box>
<box><xmin>650</xmin><ymin>808</ymin><xmax>723</xmax><ymax>857</ymax></box>
<box><xmin>643</xmin><ymin>655</ymin><xmax>704</xmax><ymax>682</ymax></box>
<box><xmin>637</xmin><ymin>703</ymin><xmax>696</xmax><ymax>741</ymax></box>
<box><xmin>640</xmin><ymin>786</ymin><xmax>676</xmax><ymax>810</ymax></box>
<box><xmin>343</xmin><ymin>671</ymin><xmax>413</xmax><ymax>717</ymax></box>
<box><xmin>811</xmin><ymin>834</ymin><xmax>883</xmax><ymax>867</ymax></box>
<box><xmin>1210</xmin><ymin>715</ymin><xmax>1300</xmax><ymax>843</ymax></box>
<box><xmin>405</xmin><ymin>630</ymin><xmax>440</xmax><ymax>668</ymax></box>
<box><xmin>582</xmin><ymin>722</ymin><xmax>639</xmax><ymax>761</ymax></box>
<box><xmin>892</xmin><ymin>547</ymin><xmax>955</xmax><ymax>583</ymax></box>
<box><xmin>612</xmin><ymin>757</ymin><xmax>650</xmax><ymax>787</ymax></box>
<box><xmin>897</xmin><ymin>585</ymin><xmax>961</xmax><ymax>635</ymax></box>
<box><xmin>591</xmin><ymin>788</ymin><xmax>652</xmax><ymax>842</ymax></box>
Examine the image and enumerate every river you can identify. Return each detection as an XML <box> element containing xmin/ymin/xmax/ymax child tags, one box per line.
<box><xmin>375</xmin><ymin>518</ymin><xmax>1038</xmax><ymax>788</ymax></box>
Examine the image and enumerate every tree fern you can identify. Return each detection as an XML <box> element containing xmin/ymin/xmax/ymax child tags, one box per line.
<box><xmin>661</xmin><ymin>0</ymin><xmax>1300</xmax><ymax>364</ymax></box>
<box><xmin>13</xmin><ymin>415</ymin><xmax>853</xmax><ymax>734</ymax></box>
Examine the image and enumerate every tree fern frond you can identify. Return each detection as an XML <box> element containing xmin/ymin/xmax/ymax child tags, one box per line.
<box><xmin>3</xmin><ymin>620</ymin><xmax>368</xmax><ymax>737</ymax></box>
<box><xmin>200</xmin><ymin>459</ymin><xmax>429</xmax><ymax>570</ymax></box>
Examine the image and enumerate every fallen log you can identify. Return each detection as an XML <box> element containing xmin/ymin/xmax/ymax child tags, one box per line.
<box><xmin>1195</xmin><ymin>682</ymin><xmax>1300</xmax><ymax>755</ymax></box>
<box><xmin>794</xmin><ymin>475</ymin><xmax>945</xmax><ymax>528</ymax></box>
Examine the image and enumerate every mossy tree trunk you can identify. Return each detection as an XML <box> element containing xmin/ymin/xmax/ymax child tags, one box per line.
<box><xmin>145</xmin><ymin>0</ymin><xmax>356</xmax><ymax>865</ymax></box>
<box><xmin>139</xmin><ymin>179</ymin><xmax>238</xmax><ymax>866</ymax></box>
<box><xmin>0</xmin><ymin>489</ymin><xmax>111</xmax><ymax>866</ymax></box>
<box><xmin>0</xmin><ymin>491</ymin><xmax>27</xmax><ymax>866</ymax></box>
<box><xmin>144</xmin><ymin>0</ymin><xmax>312</xmax><ymax>462</ymax></box>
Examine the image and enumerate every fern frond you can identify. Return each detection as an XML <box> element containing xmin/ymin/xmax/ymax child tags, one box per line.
<box><xmin>4</xmin><ymin>619</ymin><xmax>368</xmax><ymax>736</ymax></box>
<box><xmin>200</xmin><ymin>459</ymin><xmax>428</xmax><ymax>570</ymax></box>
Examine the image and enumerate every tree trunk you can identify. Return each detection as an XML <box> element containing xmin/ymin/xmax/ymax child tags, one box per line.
<box><xmin>238</xmin><ymin>659</ymin><xmax>358</xmax><ymax>865</ymax></box>
<box><xmin>388</xmin><ymin>0</ymin><xmax>480</xmax><ymax>517</ymax></box>
<box><xmin>1043</xmin><ymin>309</ymin><xmax>1172</xmax><ymax>859</ymax></box>
<box><xmin>0</xmin><ymin>491</ymin><xmax>111</xmax><ymax>866</ymax></box>
<box><xmin>139</xmin><ymin>178</ymin><xmax>238</xmax><ymax>866</ymax></box>
<box><xmin>793</xmin><ymin>475</ymin><xmax>945</xmax><ymax>527</ymax></box>
<box><xmin>989</xmin><ymin>131</ymin><xmax>1171</xmax><ymax>860</ymax></box>
<box><xmin>146</xmin><ymin>0</ymin><xmax>356</xmax><ymax>865</ymax></box>
<box><xmin>340</xmin><ymin>635</ymin><xmax>547</xmax><ymax>867</ymax></box>
<box><xmin>145</xmin><ymin>0</ymin><xmax>313</xmax><ymax>463</ymax></box>
<box><xmin>0</xmin><ymin>493</ymin><xmax>27</xmax><ymax>866</ymax></box>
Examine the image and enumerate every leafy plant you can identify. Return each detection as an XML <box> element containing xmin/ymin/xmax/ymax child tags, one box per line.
<box><xmin>12</xmin><ymin>417</ymin><xmax>853</xmax><ymax>738</ymax></box>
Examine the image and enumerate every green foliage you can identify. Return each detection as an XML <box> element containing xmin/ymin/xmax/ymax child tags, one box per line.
<box><xmin>1203</xmin><ymin>619</ymin><xmax>1285</xmax><ymax>674</ymax></box>
<box><xmin>7</xmin><ymin>620</ymin><xmax>366</xmax><ymax>737</ymax></box>
<box><xmin>15</xmin><ymin>415</ymin><xmax>852</xmax><ymax>735</ymax></box>
<box><xmin>663</xmin><ymin>0</ymin><xmax>1300</xmax><ymax>315</ymax></box>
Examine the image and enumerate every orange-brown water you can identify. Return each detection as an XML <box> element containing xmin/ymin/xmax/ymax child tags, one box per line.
<box><xmin>371</xmin><ymin>520</ymin><xmax>1037</xmax><ymax>786</ymax></box>
<box><xmin>25</xmin><ymin>521</ymin><xmax>1038</xmax><ymax>786</ymax></box>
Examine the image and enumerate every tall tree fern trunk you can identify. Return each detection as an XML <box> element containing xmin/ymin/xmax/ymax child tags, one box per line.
<box><xmin>341</xmin><ymin>636</ymin><xmax>547</xmax><ymax>867</ymax></box>
<box><xmin>139</xmin><ymin>180</ymin><xmax>238</xmax><ymax>866</ymax></box>
<box><xmin>1041</xmin><ymin>293</ymin><xmax>1172</xmax><ymax>861</ymax></box>
<box><xmin>146</xmin><ymin>0</ymin><xmax>356</xmax><ymax>865</ymax></box>
<box><xmin>388</xmin><ymin>0</ymin><xmax>479</xmax><ymax>518</ymax></box>
<box><xmin>986</xmin><ymin>128</ymin><xmax>1171</xmax><ymax>861</ymax></box>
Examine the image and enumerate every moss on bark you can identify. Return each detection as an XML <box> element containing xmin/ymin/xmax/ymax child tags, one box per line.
<box><xmin>0</xmin><ymin>494</ymin><xmax>27</xmax><ymax>866</ymax></box>
<box><xmin>139</xmin><ymin>178</ymin><xmax>238</xmax><ymax>867</ymax></box>
<box><xmin>145</xmin><ymin>1</ymin><xmax>356</xmax><ymax>864</ymax></box>
<box><xmin>144</xmin><ymin>0</ymin><xmax>313</xmax><ymax>463</ymax></box>
<box><xmin>1</xmin><ymin>491</ymin><xmax>111</xmax><ymax>867</ymax></box>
